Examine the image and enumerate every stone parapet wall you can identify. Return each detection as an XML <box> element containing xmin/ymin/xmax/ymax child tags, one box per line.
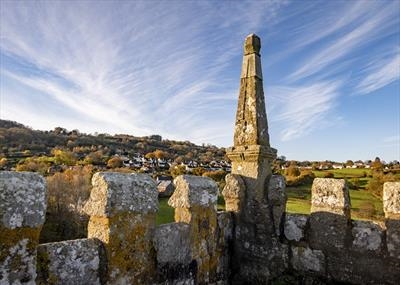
<box><xmin>0</xmin><ymin>171</ymin><xmax>232</xmax><ymax>285</ymax></box>
<box><xmin>1</xmin><ymin>171</ymin><xmax>399</xmax><ymax>285</ymax></box>
<box><xmin>282</xmin><ymin>180</ymin><xmax>400</xmax><ymax>284</ymax></box>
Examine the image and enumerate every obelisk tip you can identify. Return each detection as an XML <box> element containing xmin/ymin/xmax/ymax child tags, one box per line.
<box><xmin>244</xmin><ymin>34</ymin><xmax>261</xmax><ymax>55</ymax></box>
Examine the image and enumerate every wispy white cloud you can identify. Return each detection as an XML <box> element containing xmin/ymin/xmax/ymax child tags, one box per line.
<box><xmin>267</xmin><ymin>81</ymin><xmax>341</xmax><ymax>141</ymax></box>
<box><xmin>356</xmin><ymin>52</ymin><xmax>400</xmax><ymax>94</ymax></box>
<box><xmin>0</xmin><ymin>1</ymin><xmax>288</xmax><ymax>145</ymax></box>
<box><xmin>288</xmin><ymin>1</ymin><xmax>399</xmax><ymax>82</ymax></box>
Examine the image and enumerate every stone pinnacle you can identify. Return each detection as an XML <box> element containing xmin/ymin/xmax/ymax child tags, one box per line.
<box><xmin>244</xmin><ymin>33</ymin><xmax>261</xmax><ymax>55</ymax></box>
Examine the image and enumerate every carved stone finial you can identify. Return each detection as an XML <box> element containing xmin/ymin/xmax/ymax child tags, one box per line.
<box><xmin>244</xmin><ymin>34</ymin><xmax>261</xmax><ymax>55</ymax></box>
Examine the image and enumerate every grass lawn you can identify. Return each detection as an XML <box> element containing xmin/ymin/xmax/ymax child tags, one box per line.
<box><xmin>286</xmin><ymin>183</ymin><xmax>384</xmax><ymax>221</ymax></box>
<box><xmin>156</xmin><ymin>198</ymin><xmax>175</xmax><ymax>225</ymax></box>
<box><xmin>313</xmin><ymin>168</ymin><xmax>371</xmax><ymax>178</ymax></box>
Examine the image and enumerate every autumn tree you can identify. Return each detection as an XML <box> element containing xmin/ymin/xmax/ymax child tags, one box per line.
<box><xmin>170</xmin><ymin>165</ymin><xmax>186</xmax><ymax>178</ymax></box>
<box><xmin>16</xmin><ymin>156</ymin><xmax>51</xmax><ymax>175</ymax></box>
<box><xmin>83</xmin><ymin>150</ymin><xmax>104</xmax><ymax>165</ymax></box>
<box><xmin>371</xmin><ymin>157</ymin><xmax>383</xmax><ymax>172</ymax></box>
<box><xmin>107</xmin><ymin>156</ymin><xmax>123</xmax><ymax>168</ymax></box>
<box><xmin>51</xmin><ymin>148</ymin><xmax>77</xmax><ymax>166</ymax></box>
<box><xmin>42</xmin><ymin>165</ymin><xmax>93</xmax><ymax>242</ymax></box>
<box><xmin>285</xmin><ymin>161</ymin><xmax>301</xmax><ymax>177</ymax></box>
<box><xmin>145</xmin><ymin>152</ymin><xmax>155</xmax><ymax>159</ymax></box>
<box><xmin>0</xmin><ymin>157</ymin><xmax>7</xmax><ymax>169</ymax></box>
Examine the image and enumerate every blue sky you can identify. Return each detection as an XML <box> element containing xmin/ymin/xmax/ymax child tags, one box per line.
<box><xmin>0</xmin><ymin>0</ymin><xmax>399</xmax><ymax>162</ymax></box>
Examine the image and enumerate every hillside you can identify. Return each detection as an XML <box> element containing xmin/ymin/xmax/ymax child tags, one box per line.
<box><xmin>0</xmin><ymin>119</ymin><xmax>227</xmax><ymax>168</ymax></box>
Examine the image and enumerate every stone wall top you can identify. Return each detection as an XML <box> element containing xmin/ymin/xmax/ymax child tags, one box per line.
<box><xmin>84</xmin><ymin>172</ymin><xmax>158</xmax><ymax>217</ymax></box>
<box><xmin>168</xmin><ymin>175</ymin><xmax>218</xmax><ymax>208</ymax></box>
<box><xmin>37</xmin><ymin>238</ymin><xmax>104</xmax><ymax>285</ymax></box>
<box><xmin>383</xmin><ymin>182</ymin><xmax>400</xmax><ymax>218</ymax></box>
<box><xmin>0</xmin><ymin>171</ymin><xmax>47</xmax><ymax>229</ymax></box>
<box><xmin>311</xmin><ymin>178</ymin><xmax>350</xmax><ymax>217</ymax></box>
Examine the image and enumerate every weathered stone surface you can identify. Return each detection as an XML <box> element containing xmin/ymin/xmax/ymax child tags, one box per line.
<box><xmin>168</xmin><ymin>175</ymin><xmax>220</xmax><ymax>284</ymax></box>
<box><xmin>326</xmin><ymin>252</ymin><xmax>400</xmax><ymax>284</ymax></box>
<box><xmin>267</xmin><ymin>175</ymin><xmax>286</xmax><ymax>206</ymax></box>
<box><xmin>284</xmin><ymin>214</ymin><xmax>308</xmax><ymax>242</ymax></box>
<box><xmin>0</xmin><ymin>171</ymin><xmax>47</xmax><ymax>285</ymax></box>
<box><xmin>169</xmin><ymin>175</ymin><xmax>218</xmax><ymax>209</ymax></box>
<box><xmin>226</xmin><ymin>34</ymin><xmax>283</xmax><ymax>283</ymax></box>
<box><xmin>157</xmin><ymin>180</ymin><xmax>175</xmax><ymax>198</ymax></box>
<box><xmin>222</xmin><ymin>174</ymin><xmax>245</xmax><ymax>212</ymax></box>
<box><xmin>84</xmin><ymin>172</ymin><xmax>158</xmax><ymax>217</ymax></box>
<box><xmin>309</xmin><ymin>211</ymin><xmax>350</xmax><ymax>250</ymax></box>
<box><xmin>85</xmin><ymin>172</ymin><xmax>158</xmax><ymax>284</ymax></box>
<box><xmin>0</xmin><ymin>234</ymin><xmax>39</xmax><ymax>285</ymax></box>
<box><xmin>241</xmin><ymin>54</ymin><xmax>262</xmax><ymax>79</ymax></box>
<box><xmin>352</xmin><ymin>220</ymin><xmax>384</xmax><ymax>252</ymax></box>
<box><xmin>88</xmin><ymin>213</ymin><xmax>157</xmax><ymax>284</ymax></box>
<box><xmin>153</xmin><ymin>223</ymin><xmax>191</xmax><ymax>265</ymax></box>
<box><xmin>232</xmin><ymin>239</ymin><xmax>289</xmax><ymax>284</ymax></box>
<box><xmin>311</xmin><ymin>178</ymin><xmax>350</xmax><ymax>217</ymax></box>
<box><xmin>0</xmin><ymin>171</ymin><xmax>47</xmax><ymax>229</ymax></box>
<box><xmin>383</xmin><ymin>181</ymin><xmax>400</xmax><ymax>218</ymax></box>
<box><xmin>244</xmin><ymin>33</ymin><xmax>261</xmax><ymax>55</ymax></box>
<box><xmin>309</xmin><ymin>178</ymin><xmax>351</xmax><ymax>250</ymax></box>
<box><xmin>291</xmin><ymin>246</ymin><xmax>325</xmax><ymax>274</ymax></box>
<box><xmin>386</xmin><ymin>219</ymin><xmax>400</xmax><ymax>259</ymax></box>
<box><xmin>215</xmin><ymin>212</ymin><xmax>233</xmax><ymax>282</ymax></box>
<box><xmin>268</xmin><ymin>175</ymin><xmax>287</xmax><ymax>236</ymax></box>
<box><xmin>36</xmin><ymin>238</ymin><xmax>104</xmax><ymax>285</ymax></box>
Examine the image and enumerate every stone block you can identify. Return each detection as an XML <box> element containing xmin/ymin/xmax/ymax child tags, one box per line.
<box><xmin>326</xmin><ymin>252</ymin><xmax>400</xmax><ymax>284</ymax></box>
<box><xmin>215</xmin><ymin>212</ymin><xmax>233</xmax><ymax>282</ymax></box>
<box><xmin>267</xmin><ymin>175</ymin><xmax>286</xmax><ymax>206</ymax></box>
<box><xmin>157</xmin><ymin>180</ymin><xmax>175</xmax><ymax>198</ymax></box>
<box><xmin>311</xmin><ymin>178</ymin><xmax>350</xmax><ymax>217</ymax></box>
<box><xmin>153</xmin><ymin>223</ymin><xmax>191</xmax><ymax>265</ymax></box>
<box><xmin>0</xmin><ymin>171</ymin><xmax>47</xmax><ymax>285</ymax></box>
<box><xmin>351</xmin><ymin>220</ymin><xmax>384</xmax><ymax>253</ymax></box>
<box><xmin>244</xmin><ymin>33</ymin><xmax>261</xmax><ymax>55</ymax></box>
<box><xmin>386</xmin><ymin>219</ymin><xmax>400</xmax><ymax>259</ymax></box>
<box><xmin>383</xmin><ymin>181</ymin><xmax>400</xmax><ymax>218</ymax></box>
<box><xmin>241</xmin><ymin>54</ymin><xmax>263</xmax><ymax>79</ymax></box>
<box><xmin>84</xmin><ymin>172</ymin><xmax>158</xmax><ymax>217</ymax></box>
<box><xmin>36</xmin><ymin>238</ymin><xmax>104</xmax><ymax>285</ymax></box>
<box><xmin>169</xmin><ymin>175</ymin><xmax>218</xmax><ymax>209</ymax></box>
<box><xmin>268</xmin><ymin>175</ymin><xmax>287</xmax><ymax>236</ymax></box>
<box><xmin>84</xmin><ymin>172</ymin><xmax>158</xmax><ymax>285</ymax></box>
<box><xmin>0</xmin><ymin>171</ymin><xmax>47</xmax><ymax>229</ymax></box>
<box><xmin>309</xmin><ymin>178</ymin><xmax>351</xmax><ymax>250</ymax></box>
<box><xmin>291</xmin><ymin>246</ymin><xmax>325</xmax><ymax>274</ymax></box>
<box><xmin>309</xmin><ymin>211</ymin><xmax>350</xmax><ymax>250</ymax></box>
<box><xmin>284</xmin><ymin>214</ymin><xmax>308</xmax><ymax>242</ymax></box>
<box><xmin>222</xmin><ymin>174</ymin><xmax>245</xmax><ymax>212</ymax></box>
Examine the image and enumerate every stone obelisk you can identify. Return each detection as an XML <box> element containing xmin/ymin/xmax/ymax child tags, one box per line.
<box><xmin>225</xmin><ymin>34</ymin><xmax>286</xmax><ymax>283</ymax></box>
<box><xmin>227</xmin><ymin>33</ymin><xmax>276</xmax><ymax>202</ymax></box>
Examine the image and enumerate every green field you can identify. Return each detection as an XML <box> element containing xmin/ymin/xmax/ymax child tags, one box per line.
<box><xmin>287</xmin><ymin>168</ymin><xmax>387</xmax><ymax>221</ymax></box>
<box><xmin>286</xmin><ymin>185</ymin><xmax>384</xmax><ymax>220</ymax></box>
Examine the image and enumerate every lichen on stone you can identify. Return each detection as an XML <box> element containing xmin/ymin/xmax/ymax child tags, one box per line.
<box><xmin>0</xmin><ymin>171</ymin><xmax>47</xmax><ymax>229</ymax></box>
<box><xmin>169</xmin><ymin>175</ymin><xmax>218</xmax><ymax>209</ymax></box>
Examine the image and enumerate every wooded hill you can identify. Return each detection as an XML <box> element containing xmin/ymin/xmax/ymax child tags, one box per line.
<box><xmin>0</xmin><ymin>119</ymin><xmax>227</xmax><ymax>167</ymax></box>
